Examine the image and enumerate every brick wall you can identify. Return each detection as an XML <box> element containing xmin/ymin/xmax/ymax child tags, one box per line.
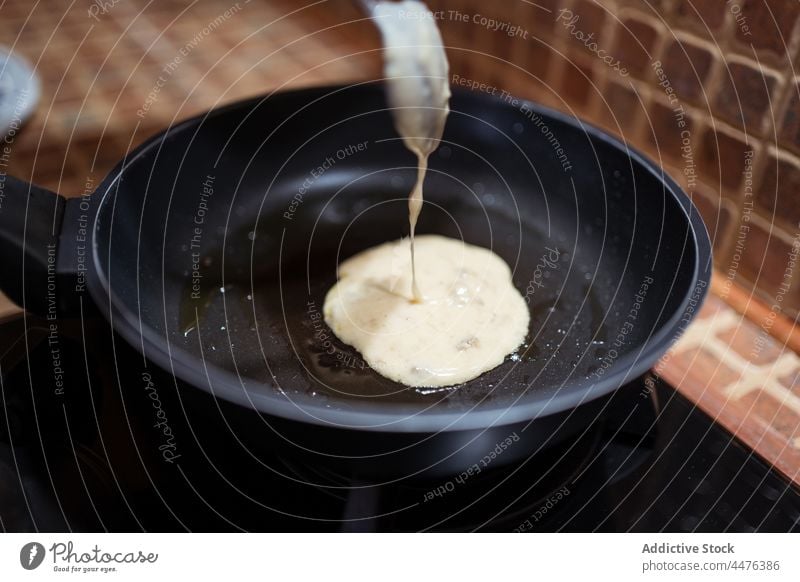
<box><xmin>420</xmin><ymin>0</ymin><xmax>800</xmax><ymax>319</ymax></box>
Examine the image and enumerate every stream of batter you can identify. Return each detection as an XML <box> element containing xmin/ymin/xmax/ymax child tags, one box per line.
<box><xmin>323</xmin><ymin>1</ymin><xmax>529</xmax><ymax>388</ymax></box>
<box><xmin>372</xmin><ymin>0</ymin><xmax>450</xmax><ymax>302</ymax></box>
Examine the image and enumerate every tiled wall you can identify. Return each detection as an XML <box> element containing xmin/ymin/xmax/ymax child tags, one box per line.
<box><xmin>416</xmin><ymin>0</ymin><xmax>800</xmax><ymax>320</ymax></box>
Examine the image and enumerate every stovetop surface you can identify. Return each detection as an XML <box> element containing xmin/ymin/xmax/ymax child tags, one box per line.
<box><xmin>0</xmin><ymin>315</ymin><xmax>798</xmax><ymax>532</ymax></box>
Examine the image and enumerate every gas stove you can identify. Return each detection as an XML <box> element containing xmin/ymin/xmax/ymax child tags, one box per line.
<box><xmin>1</xmin><ymin>313</ymin><xmax>798</xmax><ymax>532</ymax></box>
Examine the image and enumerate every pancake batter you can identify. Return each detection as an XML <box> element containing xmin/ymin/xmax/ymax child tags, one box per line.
<box><xmin>323</xmin><ymin>236</ymin><xmax>530</xmax><ymax>388</ymax></box>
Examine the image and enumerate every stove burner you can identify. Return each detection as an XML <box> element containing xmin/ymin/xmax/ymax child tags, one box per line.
<box><xmin>0</xmin><ymin>314</ymin><xmax>798</xmax><ymax>532</ymax></box>
<box><xmin>279</xmin><ymin>422</ymin><xmax>606</xmax><ymax>532</ymax></box>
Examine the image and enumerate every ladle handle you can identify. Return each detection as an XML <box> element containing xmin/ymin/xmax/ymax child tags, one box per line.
<box><xmin>0</xmin><ymin>175</ymin><xmax>68</xmax><ymax>315</ymax></box>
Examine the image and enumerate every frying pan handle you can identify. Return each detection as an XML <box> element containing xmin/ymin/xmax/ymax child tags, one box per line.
<box><xmin>0</xmin><ymin>174</ymin><xmax>67</xmax><ymax>315</ymax></box>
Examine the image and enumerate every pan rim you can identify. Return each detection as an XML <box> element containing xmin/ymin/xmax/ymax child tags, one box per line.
<box><xmin>87</xmin><ymin>83</ymin><xmax>712</xmax><ymax>433</ymax></box>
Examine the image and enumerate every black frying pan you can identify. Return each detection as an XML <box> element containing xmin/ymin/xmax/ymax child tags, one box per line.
<box><xmin>0</xmin><ymin>83</ymin><xmax>711</xmax><ymax>478</ymax></box>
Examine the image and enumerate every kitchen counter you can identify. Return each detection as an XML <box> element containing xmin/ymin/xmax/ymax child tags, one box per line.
<box><xmin>659</xmin><ymin>277</ymin><xmax>800</xmax><ymax>485</ymax></box>
<box><xmin>1</xmin><ymin>0</ymin><xmax>797</xmax><ymax>485</ymax></box>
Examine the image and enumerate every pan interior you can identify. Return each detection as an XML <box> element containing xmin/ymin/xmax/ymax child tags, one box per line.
<box><xmin>95</xmin><ymin>85</ymin><xmax>697</xmax><ymax>412</ymax></box>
